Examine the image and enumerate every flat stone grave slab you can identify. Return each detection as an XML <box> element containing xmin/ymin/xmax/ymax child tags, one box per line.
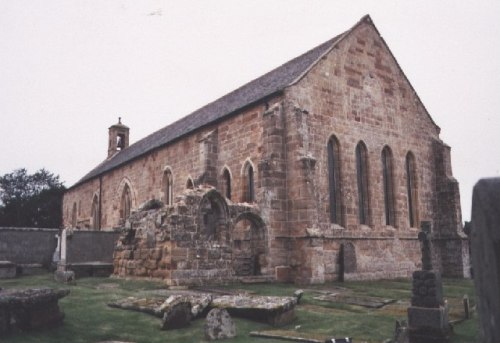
<box><xmin>313</xmin><ymin>293</ymin><xmax>396</xmax><ymax>308</ymax></box>
<box><xmin>211</xmin><ymin>295</ymin><xmax>297</xmax><ymax>326</ymax></box>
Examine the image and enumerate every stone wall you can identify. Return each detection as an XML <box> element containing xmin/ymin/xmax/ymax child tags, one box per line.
<box><xmin>64</xmin><ymin>230</ymin><xmax>120</xmax><ymax>264</ymax></box>
<box><xmin>0</xmin><ymin>227</ymin><xmax>58</xmax><ymax>268</ymax></box>
<box><xmin>283</xmin><ymin>20</ymin><xmax>467</xmax><ymax>281</ymax></box>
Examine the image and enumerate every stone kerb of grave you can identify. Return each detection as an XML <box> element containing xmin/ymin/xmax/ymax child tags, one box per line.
<box><xmin>0</xmin><ymin>288</ymin><xmax>69</xmax><ymax>336</ymax></box>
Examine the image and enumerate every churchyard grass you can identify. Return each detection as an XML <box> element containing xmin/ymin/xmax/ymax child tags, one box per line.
<box><xmin>0</xmin><ymin>273</ymin><xmax>477</xmax><ymax>342</ymax></box>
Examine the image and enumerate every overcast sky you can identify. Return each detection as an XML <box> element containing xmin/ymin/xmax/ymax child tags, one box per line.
<box><xmin>1</xmin><ymin>1</ymin><xmax>499</xmax><ymax>220</ymax></box>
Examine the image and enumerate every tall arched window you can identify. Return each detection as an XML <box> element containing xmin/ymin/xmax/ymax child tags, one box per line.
<box><xmin>242</xmin><ymin>162</ymin><xmax>255</xmax><ymax>203</ymax></box>
<box><xmin>355</xmin><ymin>142</ymin><xmax>370</xmax><ymax>225</ymax></box>
<box><xmin>406</xmin><ymin>152</ymin><xmax>419</xmax><ymax>227</ymax></box>
<box><xmin>381</xmin><ymin>146</ymin><xmax>396</xmax><ymax>226</ymax></box>
<box><xmin>327</xmin><ymin>136</ymin><xmax>342</xmax><ymax>225</ymax></box>
<box><xmin>221</xmin><ymin>168</ymin><xmax>231</xmax><ymax>200</ymax></box>
<box><xmin>120</xmin><ymin>184</ymin><xmax>132</xmax><ymax>223</ymax></box>
<box><xmin>71</xmin><ymin>202</ymin><xmax>77</xmax><ymax>228</ymax></box>
<box><xmin>186</xmin><ymin>178</ymin><xmax>194</xmax><ymax>189</ymax></box>
<box><xmin>91</xmin><ymin>195</ymin><xmax>100</xmax><ymax>230</ymax></box>
<box><xmin>162</xmin><ymin>169</ymin><xmax>173</xmax><ymax>205</ymax></box>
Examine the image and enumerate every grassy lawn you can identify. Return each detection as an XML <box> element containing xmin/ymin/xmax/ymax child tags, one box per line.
<box><xmin>0</xmin><ymin>274</ymin><xmax>478</xmax><ymax>343</ymax></box>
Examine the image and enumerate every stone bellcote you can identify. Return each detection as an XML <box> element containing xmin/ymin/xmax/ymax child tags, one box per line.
<box><xmin>108</xmin><ymin>117</ymin><xmax>130</xmax><ymax>158</ymax></box>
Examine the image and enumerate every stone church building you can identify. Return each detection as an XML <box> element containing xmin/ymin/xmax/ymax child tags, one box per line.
<box><xmin>63</xmin><ymin>15</ymin><xmax>469</xmax><ymax>285</ymax></box>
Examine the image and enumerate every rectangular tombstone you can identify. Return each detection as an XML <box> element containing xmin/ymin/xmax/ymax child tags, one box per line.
<box><xmin>471</xmin><ymin>178</ymin><xmax>500</xmax><ymax>343</ymax></box>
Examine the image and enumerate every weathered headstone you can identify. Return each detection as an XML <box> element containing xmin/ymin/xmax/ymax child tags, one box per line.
<box><xmin>407</xmin><ymin>221</ymin><xmax>450</xmax><ymax>343</ymax></box>
<box><xmin>471</xmin><ymin>178</ymin><xmax>500</xmax><ymax>343</ymax></box>
<box><xmin>204</xmin><ymin>308</ymin><xmax>236</xmax><ymax>340</ymax></box>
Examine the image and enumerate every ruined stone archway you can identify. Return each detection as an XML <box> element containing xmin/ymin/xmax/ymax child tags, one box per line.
<box><xmin>232</xmin><ymin>212</ymin><xmax>267</xmax><ymax>276</ymax></box>
<box><xmin>198</xmin><ymin>189</ymin><xmax>230</xmax><ymax>243</ymax></box>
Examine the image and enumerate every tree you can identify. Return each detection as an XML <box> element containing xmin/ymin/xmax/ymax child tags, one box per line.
<box><xmin>0</xmin><ymin>168</ymin><xmax>66</xmax><ymax>228</ymax></box>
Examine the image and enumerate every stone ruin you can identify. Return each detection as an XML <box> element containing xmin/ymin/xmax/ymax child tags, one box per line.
<box><xmin>113</xmin><ymin>187</ymin><xmax>269</xmax><ymax>286</ymax></box>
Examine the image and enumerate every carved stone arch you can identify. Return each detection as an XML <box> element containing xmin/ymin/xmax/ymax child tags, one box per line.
<box><xmin>198</xmin><ymin>189</ymin><xmax>229</xmax><ymax>243</ymax></box>
<box><xmin>241</xmin><ymin>159</ymin><xmax>256</xmax><ymax>203</ymax></box>
<box><xmin>232</xmin><ymin>212</ymin><xmax>268</xmax><ymax>276</ymax></box>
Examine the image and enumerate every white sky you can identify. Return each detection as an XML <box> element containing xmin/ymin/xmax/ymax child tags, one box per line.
<box><xmin>1</xmin><ymin>1</ymin><xmax>499</xmax><ymax>221</ymax></box>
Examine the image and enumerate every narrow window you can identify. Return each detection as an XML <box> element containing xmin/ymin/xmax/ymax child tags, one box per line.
<box><xmin>162</xmin><ymin>170</ymin><xmax>173</xmax><ymax>205</ymax></box>
<box><xmin>71</xmin><ymin>202</ymin><xmax>77</xmax><ymax>227</ymax></box>
<box><xmin>91</xmin><ymin>195</ymin><xmax>100</xmax><ymax>230</ymax></box>
<box><xmin>222</xmin><ymin>168</ymin><xmax>231</xmax><ymax>199</ymax></box>
<box><xmin>382</xmin><ymin>146</ymin><xmax>396</xmax><ymax>226</ymax></box>
<box><xmin>356</xmin><ymin>142</ymin><xmax>370</xmax><ymax>225</ymax></box>
<box><xmin>327</xmin><ymin>136</ymin><xmax>343</xmax><ymax>224</ymax></box>
<box><xmin>406</xmin><ymin>152</ymin><xmax>419</xmax><ymax>227</ymax></box>
<box><xmin>243</xmin><ymin>162</ymin><xmax>255</xmax><ymax>203</ymax></box>
<box><xmin>186</xmin><ymin>178</ymin><xmax>194</xmax><ymax>189</ymax></box>
<box><xmin>120</xmin><ymin>184</ymin><xmax>132</xmax><ymax>222</ymax></box>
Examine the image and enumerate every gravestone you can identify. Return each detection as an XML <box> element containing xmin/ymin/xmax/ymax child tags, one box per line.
<box><xmin>471</xmin><ymin>178</ymin><xmax>500</xmax><ymax>343</ymax></box>
<box><xmin>407</xmin><ymin>221</ymin><xmax>450</xmax><ymax>343</ymax></box>
<box><xmin>204</xmin><ymin>308</ymin><xmax>236</xmax><ymax>340</ymax></box>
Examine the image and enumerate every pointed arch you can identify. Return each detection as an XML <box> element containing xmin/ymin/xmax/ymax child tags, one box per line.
<box><xmin>327</xmin><ymin>135</ymin><xmax>343</xmax><ymax>225</ymax></box>
<box><xmin>355</xmin><ymin>141</ymin><xmax>370</xmax><ymax>225</ymax></box>
<box><xmin>381</xmin><ymin>145</ymin><xmax>396</xmax><ymax>227</ymax></box>
<box><xmin>120</xmin><ymin>183</ymin><xmax>132</xmax><ymax>223</ymax></box>
<box><xmin>220</xmin><ymin>167</ymin><xmax>232</xmax><ymax>200</ymax></box>
<box><xmin>162</xmin><ymin>167</ymin><xmax>173</xmax><ymax>205</ymax></box>
<box><xmin>90</xmin><ymin>193</ymin><xmax>100</xmax><ymax>230</ymax></box>
<box><xmin>406</xmin><ymin>151</ymin><xmax>419</xmax><ymax>228</ymax></box>
<box><xmin>186</xmin><ymin>177</ymin><xmax>194</xmax><ymax>190</ymax></box>
<box><xmin>242</xmin><ymin>160</ymin><xmax>255</xmax><ymax>203</ymax></box>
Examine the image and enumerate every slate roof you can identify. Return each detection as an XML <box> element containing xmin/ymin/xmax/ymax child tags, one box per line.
<box><xmin>71</xmin><ymin>16</ymin><xmax>371</xmax><ymax>188</ymax></box>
